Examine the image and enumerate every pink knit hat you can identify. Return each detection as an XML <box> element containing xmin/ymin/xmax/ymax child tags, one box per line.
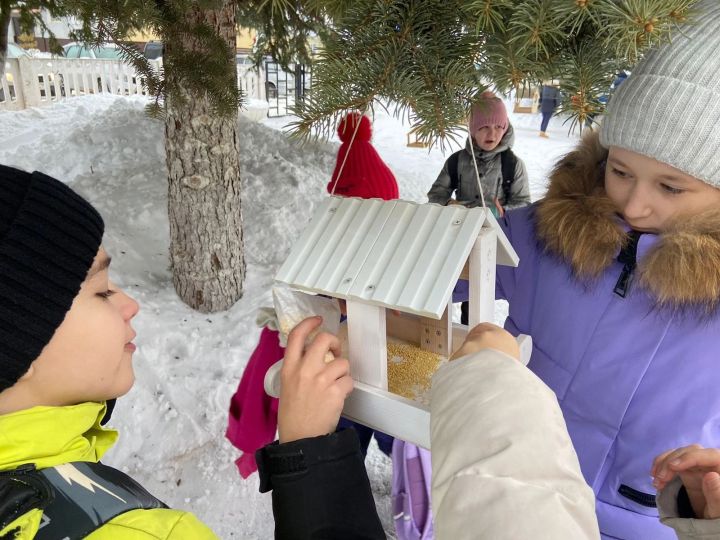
<box><xmin>469</xmin><ymin>93</ymin><xmax>509</xmax><ymax>134</ymax></box>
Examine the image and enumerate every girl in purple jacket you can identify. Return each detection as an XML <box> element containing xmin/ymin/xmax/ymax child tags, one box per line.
<box><xmin>496</xmin><ymin>2</ymin><xmax>720</xmax><ymax>538</ymax></box>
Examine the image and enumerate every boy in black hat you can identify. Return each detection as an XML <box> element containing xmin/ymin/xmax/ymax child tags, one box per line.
<box><xmin>0</xmin><ymin>165</ymin><xmax>217</xmax><ymax>539</ymax></box>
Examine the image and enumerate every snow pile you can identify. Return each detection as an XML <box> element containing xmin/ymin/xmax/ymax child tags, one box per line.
<box><xmin>0</xmin><ymin>95</ymin><xmax>580</xmax><ymax>539</ymax></box>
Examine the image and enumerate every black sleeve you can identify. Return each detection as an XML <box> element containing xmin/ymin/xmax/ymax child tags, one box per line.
<box><xmin>677</xmin><ymin>485</ymin><xmax>696</xmax><ymax>519</ymax></box>
<box><xmin>256</xmin><ymin>429</ymin><xmax>387</xmax><ymax>540</ymax></box>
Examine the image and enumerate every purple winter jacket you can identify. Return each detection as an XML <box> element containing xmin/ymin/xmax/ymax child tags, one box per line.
<box><xmin>496</xmin><ymin>205</ymin><xmax>720</xmax><ymax>540</ymax></box>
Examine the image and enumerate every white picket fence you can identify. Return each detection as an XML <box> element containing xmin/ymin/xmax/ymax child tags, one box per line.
<box><xmin>1</xmin><ymin>56</ymin><xmax>266</xmax><ymax>112</ymax></box>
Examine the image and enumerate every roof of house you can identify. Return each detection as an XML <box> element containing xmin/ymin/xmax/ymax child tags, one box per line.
<box><xmin>275</xmin><ymin>196</ymin><xmax>519</xmax><ymax>319</ymax></box>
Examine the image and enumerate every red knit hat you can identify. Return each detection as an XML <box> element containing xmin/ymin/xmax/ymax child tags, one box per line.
<box><xmin>327</xmin><ymin>113</ymin><xmax>399</xmax><ymax>200</ymax></box>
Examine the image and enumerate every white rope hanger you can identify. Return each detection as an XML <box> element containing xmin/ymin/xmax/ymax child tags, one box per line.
<box><xmin>330</xmin><ymin>107</ymin><xmax>369</xmax><ymax>197</ymax></box>
<box><xmin>466</xmin><ymin>112</ymin><xmax>487</xmax><ymax>210</ymax></box>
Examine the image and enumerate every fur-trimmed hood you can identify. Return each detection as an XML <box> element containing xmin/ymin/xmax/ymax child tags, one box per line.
<box><xmin>536</xmin><ymin>131</ymin><xmax>720</xmax><ymax>311</ymax></box>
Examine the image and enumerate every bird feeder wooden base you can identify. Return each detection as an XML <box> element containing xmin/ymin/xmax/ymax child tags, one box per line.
<box><xmin>343</xmin><ymin>323</ymin><xmax>532</xmax><ymax>449</ymax></box>
<box><xmin>406</xmin><ymin>129</ymin><xmax>430</xmax><ymax>148</ymax></box>
<box><xmin>344</xmin><ymin>322</ymin><xmax>471</xmax><ymax>449</ymax></box>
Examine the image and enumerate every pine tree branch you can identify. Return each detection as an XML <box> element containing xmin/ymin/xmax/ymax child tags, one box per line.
<box><xmin>293</xmin><ymin>0</ymin><xmax>703</xmax><ymax>143</ymax></box>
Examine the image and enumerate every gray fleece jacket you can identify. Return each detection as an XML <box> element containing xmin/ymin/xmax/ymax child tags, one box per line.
<box><xmin>658</xmin><ymin>478</ymin><xmax>720</xmax><ymax>540</ymax></box>
<box><xmin>427</xmin><ymin>124</ymin><xmax>530</xmax><ymax>209</ymax></box>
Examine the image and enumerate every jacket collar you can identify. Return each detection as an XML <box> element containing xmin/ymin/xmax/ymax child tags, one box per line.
<box><xmin>465</xmin><ymin>124</ymin><xmax>515</xmax><ymax>160</ymax></box>
<box><xmin>0</xmin><ymin>402</ymin><xmax>118</xmax><ymax>471</ymax></box>
<box><xmin>535</xmin><ymin>131</ymin><xmax>720</xmax><ymax>312</ymax></box>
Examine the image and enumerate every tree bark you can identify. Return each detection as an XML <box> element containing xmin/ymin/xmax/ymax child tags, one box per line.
<box><xmin>165</xmin><ymin>2</ymin><xmax>245</xmax><ymax>313</ymax></box>
<box><xmin>0</xmin><ymin>0</ymin><xmax>13</xmax><ymax>81</ymax></box>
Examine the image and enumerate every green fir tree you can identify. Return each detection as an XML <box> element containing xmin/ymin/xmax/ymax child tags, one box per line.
<box><xmin>0</xmin><ymin>1</ymin><xmax>702</xmax><ymax>309</ymax></box>
<box><xmin>290</xmin><ymin>0</ymin><xmax>700</xmax><ymax>147</ymax></box>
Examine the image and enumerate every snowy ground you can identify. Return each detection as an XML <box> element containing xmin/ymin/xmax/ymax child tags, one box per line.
<box><xmin>0</xmin><ymin>95</ymin><xmax>581</xmax><ymax>539</ymax></box>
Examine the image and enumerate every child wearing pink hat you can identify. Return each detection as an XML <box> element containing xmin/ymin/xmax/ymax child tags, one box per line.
<box><xmin>427</xmin><ymin>93</ymin><xmax>530</xmax><ymax>217</ymax></box>
<box><xmin>431</xmin><ymin>93</ymin><xmax>531</xmax><ymax>325</ymax></box>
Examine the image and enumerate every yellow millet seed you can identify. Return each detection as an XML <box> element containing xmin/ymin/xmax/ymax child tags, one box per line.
<box><xmin>387</xmin><ymin>342</ymin><xmax>445</xmax><ymax>402</ymax></box>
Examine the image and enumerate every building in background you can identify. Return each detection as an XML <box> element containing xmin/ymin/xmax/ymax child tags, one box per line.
<box><xmin>7</xmin><ymin>9</ymin><xmax>259</xmax><ymax>56</ymax></box>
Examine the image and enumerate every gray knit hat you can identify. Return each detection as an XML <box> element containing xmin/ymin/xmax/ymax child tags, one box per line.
<box><xmin>600</xmin><ymin>0</ymin><xmax>720</xmax><ymax>188</ymax></box>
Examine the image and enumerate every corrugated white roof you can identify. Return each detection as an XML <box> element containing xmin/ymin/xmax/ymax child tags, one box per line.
<box><xmin>275</xmin><ymin>197</ymin><xmax>518</xmax><ymax>319</ymax></box>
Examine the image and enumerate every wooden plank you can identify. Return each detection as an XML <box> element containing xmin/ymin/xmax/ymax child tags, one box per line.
<box><xmin>2</xmin><ymin>59</ymin><xmax>24</xmax><ymax>110</ymax></box>
<box><xmin>275</xmin><ymin>198</ymin><xmax>341</xmax><ymax>285</ymax></box>
<box><xmin>18</xmin><ymin>57</ymin><xmax>40</xmax><ymax>107</ymax></box>
<box><xmin>343</xmin><ymin>382</ymin><xmax>431</xmax><ymax>449</ymax></box>
<box><xmin>451</xmin><ymin>322</ymin><xmax>469</xmax><ymax>355</ymax></box>
<box><xmin>347</xmin><ymin>202</ymin><xmax>415</xmax><ymax>300</ymax></box>
<box><xmin>335</xmin><ymin>200</ymin><xmax>397</xmax><ymax>296</ymax></box>
<box><xmin>394</xmin><ymin>205</ymin><xmax>462</xmax><ymax>313</ymax></box>
<box><xmin>276</xmin><ymin>199</ymin><xmax>504</xmax><ymax>318</ymax></box>
<box><xmin>451</xmin><ymin>322</ymin><xmax>532</xmax><ymax>365</ymax></box>
<box><xmin>70</xmin><ymin>68</ymin><xmax>80</xmax><ymax>97</ymax></box>
<box><xmin>482</xmin><ymin>211</ymin><xmax>519</xmax><ymax>267</ymax></box>
<box><xmin>263</xmin><ymin>324</ymin><xmax>530</xmax><ymax>454</ymax></box>
<box><xmin>295</xmin><ymin>198</ymin><xmax>362</xmax><ymax>289</ymax></box>
<box><xmin>315</xmin><ymin>198</ymin><xmax>385</xmax><ymax>293</ymax></box>
<box><xmin>459</xmin><ymin>259</ymin><xmax>469</xmax><ymax>281</ymax></box>
<box><xmin>419</xmin><ymin>208</ymin><xmax>486</xmax><ymax>317</ymax></box>
<box><xmin>419</xmin><ymin>303</ymin><xmax>451</xmax><ymax>356</ymax></box>
<box><xmin>386</xmin><ymin>311</ymin><xmax>421</xmax><ymax>345</ymax></box>
<box><xmin>372</xmin><ymin>203</ymin><xmax>443</xmax><ymax>306</ymax></box>
<box><xmin>82</xmin><ymin>60</ymin><xmax>92</xmax><ymax>95</ymax></box>
<box><xmin>118</xmin><ymin>64</ymin><xmax>127</xmax><ymax>95</ymax></box>
<box><xmin>107</xmin><ymin>61</ymin><xmax>116</xmax><ymax>94</ymax></box>
<box><xmin>347</xmin><ymin>301</ymin><xmax>387</xmax><ymax>389</ymax></box>
<box><xmin>468</xmin><ymin>228</ymin><xmax>497</xmax><ymax>327</ymax></box>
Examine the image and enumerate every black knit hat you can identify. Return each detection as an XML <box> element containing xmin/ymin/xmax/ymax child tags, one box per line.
<box><xmin>0</xmin><ymin>165</ymin><xmax>104</xmax><ymax>392</ymax></box>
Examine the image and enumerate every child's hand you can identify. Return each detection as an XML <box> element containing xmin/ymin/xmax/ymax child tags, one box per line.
<box><xmin>652</xmin><ymin>445</ymin><xmax>720</xmax><ymax>519</ymax></box>
<box><xmin>449</xmin><ymin>322</ymin><xmax>520</xmax><ymax>362</ymax></box>
<box><xmin>277</xmin><ymin>316</ymin><xmax>353</xmax><ymax>444</ymax></box>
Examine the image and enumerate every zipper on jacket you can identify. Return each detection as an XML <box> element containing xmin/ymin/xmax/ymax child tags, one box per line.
<box><xmin>0</xmin><ymin>463</ymin><xmax>36</xmax><ymax>476</ymax></box>
<box><xmin>618</xmin><ymin>484</ymin><xmax>656</xmax><ymax>507</ymax></box>
<box><xmin>614</xmin><ymin>231</ymin><xmax>642</xmax><ymax>298</ymax></box>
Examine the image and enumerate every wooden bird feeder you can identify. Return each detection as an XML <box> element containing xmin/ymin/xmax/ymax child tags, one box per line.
<box><xmin>406</xmin><ymin>128</ymin><xmax>431</xmax><ymax>148</ymax></box>
<box><xmin>274</xmin><ymin>197</ymin><xmax>529</xmax><ymax>448</ymax></box>
<box><xmin>513</xmin><ymin>85</ymin><xmax>540</xmax><ymax>114</ymax></box>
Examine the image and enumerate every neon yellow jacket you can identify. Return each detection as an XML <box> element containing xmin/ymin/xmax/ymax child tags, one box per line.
<box><xmin>0</xmin><ymin>402</ymin><xmax>218</xmax><ymax>539</ymax></box>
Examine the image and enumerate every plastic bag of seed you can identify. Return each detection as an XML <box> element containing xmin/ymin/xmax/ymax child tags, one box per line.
<box><xmin>272</xmin><ymin>286</ymin><xmax>341</xmax><ymax>347</ymax></box>
<box><xmin>264</xmin><ymin>287</ymin><xmax>342</xmax><ymax>398</ymax></box>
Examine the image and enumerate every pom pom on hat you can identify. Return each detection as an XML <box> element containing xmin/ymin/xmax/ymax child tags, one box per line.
<box><xmin>337</xmin><ymin>112</ymin><xmax>372</xmax><ymax>143</ymax></box>
<box><xmin>328</xmin><ymin>113</ymin><xmax>399</xmax><ymax>201</ymax></box>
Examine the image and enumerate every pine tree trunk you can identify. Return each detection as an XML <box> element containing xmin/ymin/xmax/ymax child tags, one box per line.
<box><xmin>164</xmin><ymin>2</ymin><xmax>244</xmax><ymax>313</ymax></box>
<box><xmin>0</xmin><ymin>0</ymin><xmax>12</xmax><ymax>81</ymax></box>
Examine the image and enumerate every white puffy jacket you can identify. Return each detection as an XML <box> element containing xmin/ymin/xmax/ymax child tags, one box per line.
<box><xmin>429</xmin><ymin>350</ymin><xmax>718</xmax><ymax>540</ymax></box>
<box><xmin>430</xmin><ymin>350</ymin><xmax>600</xmax><ymax>539</ymax></box>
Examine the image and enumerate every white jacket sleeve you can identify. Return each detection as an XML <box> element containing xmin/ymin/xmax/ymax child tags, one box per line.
<box><xmin>430</xmin><ymin>350</ymin><xmax>600</xmax><ymax>540</ymax></box>
<box><xmin>657</xmin><ymin>477</ymin><xmax>720</xmax><ymax>540</ymax></box>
